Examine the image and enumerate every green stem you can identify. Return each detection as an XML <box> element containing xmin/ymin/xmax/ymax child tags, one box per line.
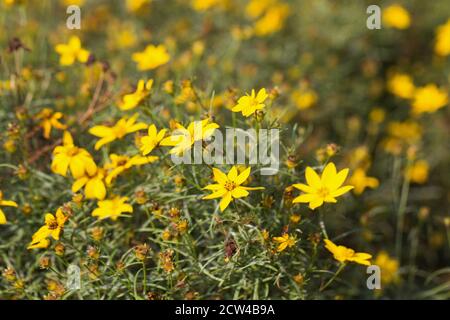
<box><xmin>320</xmin><ymin>263</ymin><xmax>346</xmax><ymax>292</ymax></box>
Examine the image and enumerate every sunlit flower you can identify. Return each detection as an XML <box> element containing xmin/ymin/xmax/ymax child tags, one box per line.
<box><xmin>28</xmin><ymin>209</ymin><xmax>67</xmax><ymax>249</ymax></box>
<box><xmin>348</xmin><ymin>168</ymin><xmax>379</xmax><ymax>195</ymax></box>
<box><xmin>293</xmin><ymin>163</ymin><xmax>353</xmax><ymax>210</ymax></box>
<box><xmin>434</xmin><ymin>19</ymin><xmax>450</xmax><ymax>57</ymax></box>
<box><xmin>51</xmin><ymin>131</ymin><xmax>97</xmax><ymax>179</ymax></box>
<box><xmin>92</xmin><ymin>196</ymin><xmax>133</xmax><ymax>221</ymax></box>
<box><xmin>272</xmin><ymin>233</ymin><xmax>296</xmax><ymax>252</ymax></box>
<box><xmin>160</xmin><ymin>119</ymin><xmax>219</xmax><ymax>155</ymax></box>
<box><xmin>387</xmin><ymin>73</ymin><xmax>415</xmax><ymax>99</ymax></box>
<box><xmin>406</xmin><ymin>160</ymin><xmax>429</xmax><ymax>184</ymax></box>
<box><xmin>382</xmin><ymin>4</ymin><xmax>411</xmax><ymax>30</ymax></box>
<box><xmin>54</xmin><ymin>36</ymin><xmax>90</xmax><ymax>66</ymax></box>
<box><xmin>140</xmin><ymin>124</ymin><xmax>167</xmax><ymax>155</ymax></box>
<box><xmin>0</xmin><ymin>190</ymin><xmax>18</xmax><ymax>224</ymax></box>
<box><xmin>232</xmin><ymin>88</ymin><xmax>268</xmax><ymax>117</ymax></box>
<box><xmin>72</xmin><ymin>166</ymin><xmax>107</xmax><ymax>200</ymax></box>
<box><xmin>118</xmin><ymin>79</ymin><xmax>153</xmax><ymax>111</ymax></box>
<box><xmin>104</xmin><ymin>154</ymin><xmax>158</xmax><ymax>184</ymax></box>
<box><xmin>374</xmin><ymin>251</ymin><xmax>399</xmax><ymax>285</ymax></box>
<box><xmin>203</xmin><ymin>166</ymin><xmax>264</xmax><ymax>212</ymax></box>
<box><xmin>36</xmin><ymin>108</ymin><xmax>67</xmax><ymax>139</ymax></box>
<box><xmin>411</xmin><ymin>84</ymin><xmax>448</xmax><ymax>115</ymax></box>
<box><xmin>253</xmin><ymin>3</ymin><xmax>289</xmax><ymax>36</ymax></box>
<box><xmin>324</xmin><ymin>239</ymin><xmax>371</xmax><ymax>266</ymax></box>
<box><xmin>132</xmin><ymin>44</ymin><xmax>170</xmax><ymax>71</ymax></box>
<box><xmin>89</xmin><ymin>113</ymin><xmax>147</xmax><ymax>150</ymax></box>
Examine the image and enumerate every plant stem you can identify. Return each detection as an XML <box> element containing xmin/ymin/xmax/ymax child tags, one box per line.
<box><xmin>320</xmin><ymin>263</ymin><xmax>346</xmax><ymax>292</ymax></box>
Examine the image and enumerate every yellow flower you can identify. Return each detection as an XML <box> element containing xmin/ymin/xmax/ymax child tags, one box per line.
<box><xmin>118</xmin><ymin>79</ymin><xmax>153</xmax><ymax>111</ymax></box>
<box><xmin>253</xmin><ymin>3</ymin><xmax>289</xmax><ymax>36</ymax></box>
<box><xmin>60</xmin><ymin>0</ymin><xmax>85</xmax><ymax>5</ymax></box>
<box><xmin>132</xmin><ymin>44</ymin><xmax>170</xmax><ymax>71</ymax></box>
<box><xmin>203</xmin><ymin>166</ymin><xmax>264</xmax><ymax>212</ymax></box>
<box><xmin>104</xmin><ymin>154</ymin><xmax>158</xmax><ymax>185</ymax></box>
<box><xmin>0</xmin><ymin>190</ymin><xmax>18</xmax><ymax>224</ymax></box>
<box><xmin>54</xmin><ymin>36</ymin><xmax>90</xmax><ymax>66</ymax></box>
<box><xmin>292</xmin><ymin>87</ymin><xmax>318</xmax><ymax>110</ymax></box>
<box><xmin>382</xmin><ymin>4</ymin><xmax>411</xmax><ymax>30</ymax></box>
<box><xmin>293</xmin><ymin>163</ymin><xmax>353</xmax><ymax>210</ymax></box>
<box><xmin>28</xmin><ymin>209</ymin><xmax>67</xmax><ymax>249</ymax></box>
<box><xmin>51</xmin><ymin>131</ymin><xmax>97</xmax><ymax>179</ymax></box>
<box><xmin>92</xmin><ymin>196</ymin><xmax>133</xmax><ymax>221</ymax></box>
<box><xmin>374</xmin><ymin>251</ymin><xmax>399</xmax><ymax>285</ymax></box>
<box><xmin>89</xmin><ymin>113</ymin><xmax>148</xmax><ymax>150</ymax></box>
<box><xmin>387</xmin><ymin>73</ymin><xmax>415</xmax><ymax>99</ymax></box>
<box><xmin>126</xmin><ymin>0</ymin><xmax>151</xmax><ymax>12</ymax></box>
<box><xmin>272</xmin><ymin>233</ymin><xmax>296</xmax><ymax>252</ymax></box>
<box><xmin>434</xmin><ymin>19</ymin><xmax>450</xmax><ymax>57</ymax></box>
<box><xmin>72</xmin><ymin>167</ymin><xmax>107</xmax><ymax>200</ymax></box>
<box><xmin>232</xmin><ymin>88</ymin><xmax>268</xmax><ymax>117</ymax></box>
<box><xmin>411</xmin><ymin>84</ymin><xmax>448</xmax><ymax>115</ymax></box>
<box><xmin>324</xmin><ymin>239</ymin><xmax>371</xmax><ymax>266</ymax></box>
<box><xmin>191</xmin><ymin>0</ymin><xmax>223</xmax><ymax>11</ymax></box>
<box><xmin>160</xmin><ymin>119</ymin><xmax>219</xmax><ymax>155</ymax></box>
<box><xmin>406</xmin><ymin>160</ymin><xmax>429</xmax><ymax>184</ymax></box>
<box><xmin>348</xmin><ymin>168</ymin><xmax>379</xmax><ymax>195</ymax></box>
<box><xmin>245</xmin><ymin>0</ymin><xmax>276</xmax><ymax>18</ymax></box>
<box><xmin>140</xmin><ymin>124</ymin><xmax>167</xmax><ymax>156</ymax></box>
<box><xmin>36</xmin><ymin>108</ymin><xmax>67</xmax><ymax>139</ymax></box>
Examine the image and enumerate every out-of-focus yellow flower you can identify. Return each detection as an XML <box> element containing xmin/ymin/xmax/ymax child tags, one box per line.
<box><xmin>92</xmin><ymin>196</ymin><xmax>133</xmax><ymax>221</ymax></box>
<box><xmin>382</xmin><ymin>4</ymin><xmax>411</xmax><ymax>30</ymax></box>
<box><xmin>160</xmin><ymin>119</ymin><xmax>219</xmax><ymax>155</ymax></box>
<box><xmin>36</xmin><ymin>108</ymin><xmax>67</xmax><ymax>139</ymax></box>
<box><xmin>374</xmin><ymin>251</ymin><xmax>399</xmax><ymax>285</ymax></box>
<box><xmin>140</xmin><ymin>124</ymin><xmax>167</xmax><ymax>156</ymax></box>
<box><xmin>60</xmin><ymin>0</ymin><xmax>85</xmax><ymax>6</ymax></box>
<box><xmin>72</xmin><ymin>167</ymin><xmax>107</xmax><ymax>200</ymax></box>
<box><xmin>387</xmin><ymin>73</ymin><xmax>415</xmax><ymax>99</ymax></box>
<box><xmin>293</xmin><ymin>163</ymin><xmax>353</xmax><ymax>210</ymax></box>
<box><xmin>324</xmin><ymin>239</ymin><xmax>371</xmax><ymax>266</ymax></box>
<box><xmin>348</xmin><ymin>168</ymin><xmax>379</xmax><ymax>195</ymax></box>
<box><xmin>55</xmin><ymin>36</ymin><xmax>90</xmax><ymax>66</ymax></box>
<box><xmin>126</xmin><ymin>0</ymin><xmax>151</xmax><ymax>12</ymax></box>
<box><xmin>118</xmin><ymin>79</ymin><xmax>153</xmax><ymax>111</ymax></box>
<box><xmin>292</xmin><ymin>87</ymin><xmax>318</xmax><ymax>110</ymax></box>
<box><xmin>273</xmin><ymin>233</ymin><xmax>296</xmax><ymax>252</ymax></box>
<box><xmin>232</xmin><ymin>88</ymin><xmax>268</xmax><ymax>117</ymax></box>
<box><xmin>245</xmin><ymin>0</ymin><xmax>276</xmax><ymax>18</ymax></box>
<box><xmin>434</xmin><ymin>19</ymin><xmax>450</xmax><ymax>57</ymax></box>
<box><xmin>28</xmin><ymin>209</ymin><xmax>67</xmax><ymax>249</ymax></box>
<box><xmin>203</xmin><ymin>166</ymin><xmax>264</xmax><ymax>212</ymax></box>
<box><xmin>406</xmin><ymin>160</ymin><xmax>429</xmax><ymax>184</ymax></box>
<box><xmin>369</xmin><ymin>108</ymin><xmax>386</xmax><ymax>124</ymax></box>
<box><xmin>132</xmin><ymin>44</ymin><xmax>170</xmax><ymax>71</ymax></box>
<box><xmin>109</xmin><ymin>25</ymin><xmax>137</xmax><ymax>49</ymax></box>
<box><xmin>89</xmin><ymin>113</ymin><xmax>147</xmax><ymax>150</ymax></box>
<box><xmin>411</xmin><ymin>84</ymin><xmax>448</xmax><ymax>115</ymax></box>
<box><xmin>253</xmin><ymin>3</ymin><xmax>289</xmax><ymax>36</ymax></box>
<box><xmin>191</xmin><ymin>0</ymin><xmax>224</xmax><ymax>11</ymax></box>
<box><xmin>51</xmin><ymin>131</ymin><xmax>97</xmax><ymax>179</ymax></box>
<box><xmin>0</xmin><ymin>191</ymin><xmax>18</xmax><ymax>224</ymax></box>
<box><xmin>104</xmin><ymin>154</ymin><xmax>158</xmax><ymax>185</ymax></box>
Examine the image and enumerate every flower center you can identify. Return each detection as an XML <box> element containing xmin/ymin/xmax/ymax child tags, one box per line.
<box><xmin>224</xmin><ymin>181</ymin><xmax>236</xmax><ymax>191</ymax></box>
<box><xmin>66</xmin><ymin>146</ymin><xmax>79</xmax><ymax>157</ymax></box>
<box><xmin>48</xmin><ymin>221</ymin><xmax>59</xmax><ymax>230</ymax></box>
<box><xmin>113</xmin><ymin>125</ymin><xmax>127</xmax><ymax>138</ymax></box>
<box><xmin>316</xmin><ymin>187</ymin><xmax>330</xmax><ymax>198</ymax></box>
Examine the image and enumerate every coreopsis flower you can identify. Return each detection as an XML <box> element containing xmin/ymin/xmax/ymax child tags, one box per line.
<box><xmin>245</xmin><ymin>0</ymin><xmax>275</xmax><ymax>18</ymax></box>
<box><xmin>406</xmin><ymin>160</ymin><xmax>429</xmax><ymax>184</ymax></box>
<box><xmin>118</xmin><ymin>79</ymin><xmax>153</xmax><ymax>111</ymax></box>
<box><xmin>0</xmin><ymin>191</ymin><xmax>18</xmax><ymax>224</ymax></box>
<box><xmin>89</xmin><ymin>113</ymin><xmax>147</xmax><ymax>150</ymax></box>
<box><xmin>292</xmin><ymin>162</ymin><xmax>353</xmax><ymax>210</ymax></box>
<box><xmin>28</xmin><ymin>209</ymin><xmax>68</xmax><ymax>249</ymax></box>
<box><xmin>92</xmin><ymin>196</ymin><xmax>133</xmax><ymax>221</ymax></box>
<box><xmin>36</xmin><ymin>108</ymin><xmax>67</xmax><ymax>139</ymax></box>
<box><xmin>253</xmin><ymin>3</ymin><xmax>289</xmax><ymax>36</ymax></box>
<box><xmin>387</xmin><ymin>73</ymin><xmax>415</xmax><ymax>99</ymax></box>
<box><xmin>132</xmin><ymin>44</ymin><xmax>170</xmax><ymax>71</ymax></box>
<box><xmin>54</xmin><ymin>36</ymin><xmax>90</xmax><ymax>66</ymax></box>
<box><xmin>191</xmin><ymin>0</ymin><xmax>223</xmax><ymax>11</ymax></box>
<box><xmin>382</xmin><ymin>4</ymin><xmax>411</xmax><ymax>30</ymax></box>
<box><xmin>160</xmin><ymin>119</ymin><xmax>219</xmax><ymax>155</ymax></box>
<box><xmin>104</xmin><ymin>154</ymin><xmax>158</xmax><ymax>184</ymax></box>
<box><xmin>434</xmin><ymin>19</ymin><xmax>450</xmax><ymax>57</ymax></box>
<box><xmin>232</xmin><ymin>88</ymin><xmax>268</xmax><ymax>117</ymax></box>
<box><xmin>159</xmin><ymin>249</ymin><xmax>175</xmax><ymax>273</ymax></box>
<box><xmin>348</xmin><ymin>168</ymin><xmax>379</xmax><ymax>195</ymax></box>
<box><xmin>203</xmin><ymin>166</ymin><xmax>264</xmax><ymax>212</ymax></box>
<box><xmin>374</xmin><ymin>251</ymin><xmax>399</xmax><ymax>285</ymax></box>
<box><xmin>292</xmin><ymin>87</ymin><xmax>318</xmax><ymax>110</ymax></box>
<box><xmin>411</xmin><ymin>84</ymin><xmax>448</xmax><ymax>115</ymax></box>
<box><xmin>139</xmin><ymin>124</ymin><xmax>167</xmax><ymax>155</ymax></box>
<box><xmin>272</xmin><ymin>233</ymin><xmax>296</xmax><ymax>252</ymax></box>
<box><xmin>51</xmin><ymin>131</ymin><xmax>97</xmax><ymax>179</ymax></box>
<box><xmin>126</xmin><ymin>0</ymin><xmax>151</xmax><ymax>12</ymax></box>
<box><xmin>72</xmin><ymin>167</ymin><xmax>107</xmax><ymax>200</ymax></box>
<box><xmin>324</xmin><ymin>239</ymin><xmax>371</xmax><ymax>266</ymax></box>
